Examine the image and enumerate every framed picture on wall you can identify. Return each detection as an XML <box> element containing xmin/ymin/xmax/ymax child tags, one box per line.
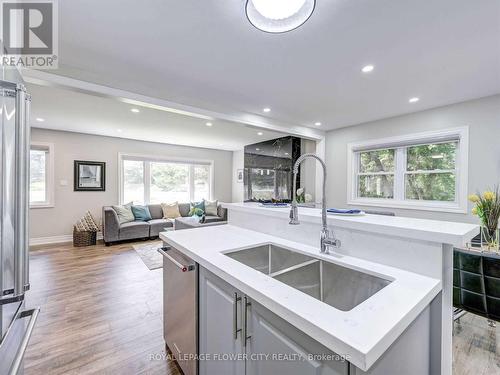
<box><xmin>237</xmin><ymin>169</ymin><xmax>244</xmax><ymax>183</ymax></box>
<box><xmin>74</xmin><ymin>161</ymin><xmax>106</xmax><ymax>191</ymax></box>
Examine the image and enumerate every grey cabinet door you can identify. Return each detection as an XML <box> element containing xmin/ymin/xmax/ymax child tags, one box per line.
<box><xmin>246</xmin><ymin>300</ymin><xmax>349</xmax><ymax>375</ymax></box>
<box><xmin>199</xmin><ymin>267</ymin><xmax>245</xmax><ymax>375</ymax></box>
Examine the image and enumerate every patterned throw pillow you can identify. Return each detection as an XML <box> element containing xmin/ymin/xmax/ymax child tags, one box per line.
<box><xmin>131</xmin><ymin>205</ymin><xmax>152</xmax><ymax>221</ymax></box>
<box><xmin>204</xmin><ymin>199</ymin><xmax>218</xmax><ymax>216</ymax></box>
<box><xmin>161</xmin><ymin>202</ymin><xmax>181</xmax><ymax>219</ymax></box>
<box><xmin>112</xmin><ymin>202</ymin><xmax>135</xmax><ymax>224</ymax></box>
<box><xmin>190</xmin><ymin>201</ymin><xmax>205</xmax><ymax>215</ymax></box>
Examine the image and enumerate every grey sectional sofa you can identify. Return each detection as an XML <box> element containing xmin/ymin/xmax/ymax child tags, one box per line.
<box><xmin>102</xmin><ymin>203</ymin><xmax>227</xmax><ymax>245</ymax></box>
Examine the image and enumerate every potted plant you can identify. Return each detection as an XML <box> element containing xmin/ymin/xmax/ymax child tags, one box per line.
<box><xmin>469</xmin><ymin>187</ymin><xmax>500</xmax><ymax>251</ymax></box>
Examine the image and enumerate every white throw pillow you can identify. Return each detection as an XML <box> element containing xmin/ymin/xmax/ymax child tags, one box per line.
<box><xmin>204</xmin><ymin>199</ymin><xmax>218</xmax><ymax>216</ymax></box>
<box><xmin>112</xmin><ymin>202</ymin><xmax>134</xmax><ymax>224</ymax></box>
<box><xmin>161</xmin><ymin>202</ymin><xmax>181</xmax><ymax>219</ymax></box>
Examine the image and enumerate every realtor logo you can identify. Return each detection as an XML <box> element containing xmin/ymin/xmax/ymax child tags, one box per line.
<box><xmin>0</xmin><ymin>0</ymin><xmax>58</xmax><ymax>68</ymax></box>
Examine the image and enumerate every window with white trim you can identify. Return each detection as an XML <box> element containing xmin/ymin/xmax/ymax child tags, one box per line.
<box><xmin>30</xmin><ymin>142</ymin><xmax>54</xmax><ymax>208</ymax></box>
<box><xmin>348</xmin><ymin>128</ymin><xmax>468</xmax><ymax>213</ymax></box>
<box><xmin>119</xmin><ymin>154</ymin><xmax>213</xmax><ymax>205</ymax></box>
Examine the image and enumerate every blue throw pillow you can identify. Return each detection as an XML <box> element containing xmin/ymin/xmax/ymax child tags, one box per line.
<box><xmin>131</xmin><ymin>205</ymin><xmax>152</xmax><ymax>221</ymax></box>
<box><xmin>190</xmin><ymin>201</ymin><xmax>205</xmax><ymax>215</ymax></box>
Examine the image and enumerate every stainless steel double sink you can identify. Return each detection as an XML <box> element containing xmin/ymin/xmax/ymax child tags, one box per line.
<box><xmin>225</xmin><ymin>244</ymin><xmax>391</xmax><ymax>311</ymax></box>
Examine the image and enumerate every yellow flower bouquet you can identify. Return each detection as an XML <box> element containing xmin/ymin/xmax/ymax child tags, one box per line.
<box><xmin>469</xmin><ymin>187</ymin><xmax>500</xmax><ymax>250</ymax></box>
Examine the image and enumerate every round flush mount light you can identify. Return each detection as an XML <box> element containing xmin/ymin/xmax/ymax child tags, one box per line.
<box><xmin>131</xmin><ymin>108</ymin><xmax>140</xmax><ymax>113</ymax></box>
<box><xmin>206</xmin><ymin>122</ymin><xmax>213</xmax><ymax>127</ymax></box>
<box><xmin>257</xmin><ymin>131</ymin><xmax>263</xmax><ymax>136</ymax></box>
<box><xmin>36</xmin><ymin>117</ymin><xmax>45</xmax><ymax>122</ymax></box>
<box><xmin>361</xmin><ymin>65</ymin><xmax>374</xmax><ymax>73</ymax></box>
<box><xmin>409</xmin><ymin>97</ymin><xmax>420</xmax><ymax>103</ymax></box>
<box><xmin>263</xmin><ymin>107</ymin><xmax>271</xmax><ymax>113</ymax></box>
<box><xmin>246</xmin><ymin>0</ymin><xmax>316</xmax><ymax>33</ymax></box>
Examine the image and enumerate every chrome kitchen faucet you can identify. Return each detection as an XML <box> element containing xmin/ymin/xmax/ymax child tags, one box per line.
<box><xmin>289</xmin><ymin>154</ymin><xmax>341</xmax><ymax>254</ymax></box>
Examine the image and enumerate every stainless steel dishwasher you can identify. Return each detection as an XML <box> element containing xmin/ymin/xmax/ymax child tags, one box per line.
<box><xmin>158</xmin><ymin>244</ymin><xmax>198</xmax><ymax>375</ymax></box>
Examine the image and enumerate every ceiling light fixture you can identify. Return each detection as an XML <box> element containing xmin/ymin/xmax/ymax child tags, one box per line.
<box><xmin>362</xmin><ymin>65</ymin><xmax>374</xmax><ymax>73</ymax></box>
<box><xmin>36</xmin><ymin>117</ymin><xmax>45</xmax><ymax>122</ymax></box>
<box><xmin>206</xmin><ymin>122</ymin><xmax>213</xmax><ymax>127</ymax></box>
<box><xmin>246</xmin><ymin>0</ymin><xmax>315</xmax><ymax>33</ymax></box>
<box><xmin>117</xmin><ymin>129</ymin><xmax>123</xmax><ymax>133</ymax></box>
<box><xmin>257</xmin><ymin>132</ymin><xmax>263</xmax><ymax>136</ymax></box>
<box><xmin>409</xmin><ymin>97</ymin><xmax>420</xmax><ymax>103</ymax></box>
<box><xmin>256</xmin><ymin>148</ymin><xmax>261</xmax><ymax>151</ymax></box>
<box><xmin>131</xmin><ymin>108</ymin><xmax>140</xmax><ymax>113</ymax></box>
<box><xmin>314</xmin><ymin>122</ymin><xmax>322</xmax><ymax>126</ymax></box>
<box><xmin>263</xmin><ymin>107</ymin><xmax>271</xmax><ymax>113</ymax></box>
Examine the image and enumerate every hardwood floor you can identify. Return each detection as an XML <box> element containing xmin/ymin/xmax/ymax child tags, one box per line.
<box><xmin>24</xmin><ymin>240</ymin><xmax>181</xmax><ymax>375</ymax></box>
<box><xmin>453</xmin><ymin>313</ymin><xmax>500</xmax><ymax>375</ymax></box>
<box><xmin>23</xmin><ymin>240</ymin><xmax>500</xmax><ymax>374</ymax></box>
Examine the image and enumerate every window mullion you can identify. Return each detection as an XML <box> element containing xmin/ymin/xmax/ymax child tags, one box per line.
<box><xmin>189</xmin><ymin>165</ymin><xmax>194</xmax><ymax>202</ymax></box>
<box><xmin>144</xmin><ymin>161</ymin><xmax>151</xmax><ymax>205</ymax></box>
<box><xmin>395</xmin><ymin>147</ymin><xmax>406</xmax><ymax>201</ymax></box>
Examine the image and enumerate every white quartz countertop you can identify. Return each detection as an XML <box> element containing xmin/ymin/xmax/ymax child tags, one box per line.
<box><xmin>222</xmin><ymin>202</ymin><xmax>479</xmax><ymax>247</ymax></box>
<box><xmin>160</xmin><ymin>225</ymin><xmax>442</xmax><ymax>371</ymax></box>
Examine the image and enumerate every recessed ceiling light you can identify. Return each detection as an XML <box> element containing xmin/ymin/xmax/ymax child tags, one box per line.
<box><xmin>263</xmin><ymin>108</ymin><xmax>271</xmax><ymax>113</ymax></box>
<box><xmin>206</xmin><ymin>122</ymin><xmax>213</xmax><ymax>127</ymax></box>
<box><xmin>314</xmin><ymin>122</ymin><xmax>322</xmax><ymax>126</ymax></box>
<box><xmin>131</xmin><ymin>108</ymin><xmax>140</xmax><ymax>113</ymax></box>
<box><xmin>246</xmin><ymin>0</ymin><xmax>316</xmax><ymax>33</ymax></box>
<box><xmin>257</xmin><ymin>132</ymin><xmax>263</xmax><ymax>136</ymax></box>
<box><xmin>361</xmin><ymin>65</ymin><xmax>374</xmax><ymax>73</ymax></box>
<box><xmin>117</xmin><ymin>129</ymin><xmax>123</xmax><ymax>133</ymax></box>
<box><xmin>256</xmin><ymin>148</ymin><xmax>261</xmax><ymax>151</ymax></box>
<box><xmin>36</xmin><ymin>117</ymin><xmax>45</xmax><ymax>122</ymax></box>
<box><xmin>409</xmin><ymin>97</ymin><xmax>420</xmax><ymax>103</ymax></box>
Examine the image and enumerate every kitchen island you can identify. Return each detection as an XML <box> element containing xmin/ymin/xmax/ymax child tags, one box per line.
<box><xmin>160</xmin><ymin>203</ymin><xmax>478</xmax><ymax>375</ymax></box>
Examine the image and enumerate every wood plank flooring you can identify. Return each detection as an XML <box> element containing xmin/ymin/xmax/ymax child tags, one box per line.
<box><xmin>24</xmin><ymin>240</ymin><xmax>181</xmax><ymax>375</ymax></box>
<box><xmin>453</xmin><ymin>313</ymin><xmax>500</xmax><ymax>375</ymax></box>
<box><xmin>23</xmin><ymin>240</ymin><xmax>500</xmax><ymax>374</ymax></box>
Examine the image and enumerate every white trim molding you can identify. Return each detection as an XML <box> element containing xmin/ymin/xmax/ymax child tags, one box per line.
<box><xmin>30</xmin><ymin>232</ymin><xmax>104</xmax><ymax>246</ymax></box>
<box><xmin>347</xmin><ymin>127</ymin><xmax>469</xmax><ymax>213</ymax></box>
<box><xmin>29</xmin><ymin>141</ymin><xmax>55</xmax><ymax>208</ymax></box>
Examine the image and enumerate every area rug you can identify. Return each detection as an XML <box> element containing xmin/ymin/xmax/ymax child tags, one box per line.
<box><xmin>133</xmin><ymin>241</ymin><xmax>163</xmax><ymax>270</ymax></box>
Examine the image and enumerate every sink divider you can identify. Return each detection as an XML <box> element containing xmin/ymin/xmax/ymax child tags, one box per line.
<box><xmin>268</xmin><ymin>259</ymin><xmax>320</xmax><ymax>278</ymax></box>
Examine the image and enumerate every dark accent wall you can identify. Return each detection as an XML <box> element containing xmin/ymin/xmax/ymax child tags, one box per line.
<box><xmin>244</xmin><ymin>136</ymin><xmax>301</xmax><ymax>201</ymax></box>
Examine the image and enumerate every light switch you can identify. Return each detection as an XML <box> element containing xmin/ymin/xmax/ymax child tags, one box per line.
<box><xmin>60</xmin><ymin>180</ymin><xmax>68</xmax><ymax>186</ymax></box>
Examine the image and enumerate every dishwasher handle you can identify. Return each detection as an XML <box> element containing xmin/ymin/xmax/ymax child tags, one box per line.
<box><xmin>158</xmin><ymin>247</ymin><xmax>195</xmax><ymax>272</ymax></box>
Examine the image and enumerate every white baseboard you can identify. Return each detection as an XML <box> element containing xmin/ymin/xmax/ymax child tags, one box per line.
<box><xmin>30</xmin><ymin>232</ymin><xmax>104</xmax><ymax>246</ymax></box>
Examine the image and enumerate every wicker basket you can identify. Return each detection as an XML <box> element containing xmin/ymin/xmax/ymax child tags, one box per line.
<box><xmin>73</xmin><ymin>228</ymin><xmax>97</xmax><ymax>247</ymax></box>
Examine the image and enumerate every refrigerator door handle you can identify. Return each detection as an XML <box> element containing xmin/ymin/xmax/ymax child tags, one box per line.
<box><xmin>7</xmin><ymin>307</ymin><xmax>40</xmax><ymax>375</ymax></box>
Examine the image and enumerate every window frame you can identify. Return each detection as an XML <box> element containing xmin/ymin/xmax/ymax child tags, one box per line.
<box><xmin>30</xmin><ymin>142</ymin><xmax>55</xmax><ymax>208</ymax></box>
<box><xmin>347</xmin><ymin>127</ymin><xmax>469</xmax><ymax>213</ymax></box>
<box><xmin>118</xmin><ymin>153</ymin><xmax>214</xmax><ymax>205</ymax></box>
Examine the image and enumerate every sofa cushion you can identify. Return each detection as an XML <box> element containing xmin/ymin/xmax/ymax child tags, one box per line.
<box><xmin>148</xmin><ymin>204</ymin><xmax>163</xmax><ymax>220</ymax></box>
<box><xmin>148</xmin><ymin>218</ymin><xmax>173</xmax><ymax>237</ymax></box>
<box><xmin>161</xmin><ymin>202</ymin><xmax>181</xmax><ymax>219</ymax></box>
<box><xmin>119</xmin><ymin>221</ymin><xmax>150</xmax><ymax>240</ymax></box>
<box><xmin>112</xmin><ymin>202</ymin><xmax>134</xmax><ymax>224</ymax></box>
<box><xmin>178</xmin><ymin>203</ymin><xmax>191</xmax><ymax>217</ymax></box>
<box><xmin>131</xmin><ymin>205</ymin><xmax>152</xmax><ymax>221</ymax></box>
<box><xmin>204</xmin><ymin>199</ymin><xmax>218</xmax><ymax>216</ymax></box>
<box><xmin>204</xmin><ymin>215</ymin><xmax>224</xmax><ymax>224</ymax></box>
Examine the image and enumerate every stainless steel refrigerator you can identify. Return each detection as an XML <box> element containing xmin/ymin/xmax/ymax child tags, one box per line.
<box><xmin>0</xmin><ymin>70</ymin><xmax>40</xmax><ymax>374</ymax></box>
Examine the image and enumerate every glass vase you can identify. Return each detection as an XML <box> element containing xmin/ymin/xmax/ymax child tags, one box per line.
<box><xmin>481</xmin><ymin>226</ymin><xmax>500</xmax><ymax>252</ymax></box>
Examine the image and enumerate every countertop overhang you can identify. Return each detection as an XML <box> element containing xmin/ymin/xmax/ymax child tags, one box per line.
<box><xmin>160</xmin><ymin>225</ymin><xmax>442</xmax><ymax>371</ymax></box>
<box><xmin>222</xmin><ymin>202</ymin><xmax>479</xmax><ymax>247</ymax></box>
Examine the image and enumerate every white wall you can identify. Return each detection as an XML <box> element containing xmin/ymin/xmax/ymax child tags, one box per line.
<box><xmin>232</xmin><ymin>150</ymin><xmax>244</xmax><ymax>202</ymax></box>
<box><xmin>325</xmin><ymin>94</ymin><xmax>500</xmax><ymax>224</ymax></box>
<box><xmin>30</xmin><ymin>128</ymin><xmax>233</xmax><ymax>239</ymax></box>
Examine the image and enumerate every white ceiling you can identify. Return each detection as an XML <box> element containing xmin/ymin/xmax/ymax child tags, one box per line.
<box><xmin>35</xmin><ymin>0</ymin><xmax>500</xmax><ymax>131</ymax></box>
<box><xmin>27</xmin><ymin>83</ymin><xmax>287</xmax><ymax>151</ymax></box>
